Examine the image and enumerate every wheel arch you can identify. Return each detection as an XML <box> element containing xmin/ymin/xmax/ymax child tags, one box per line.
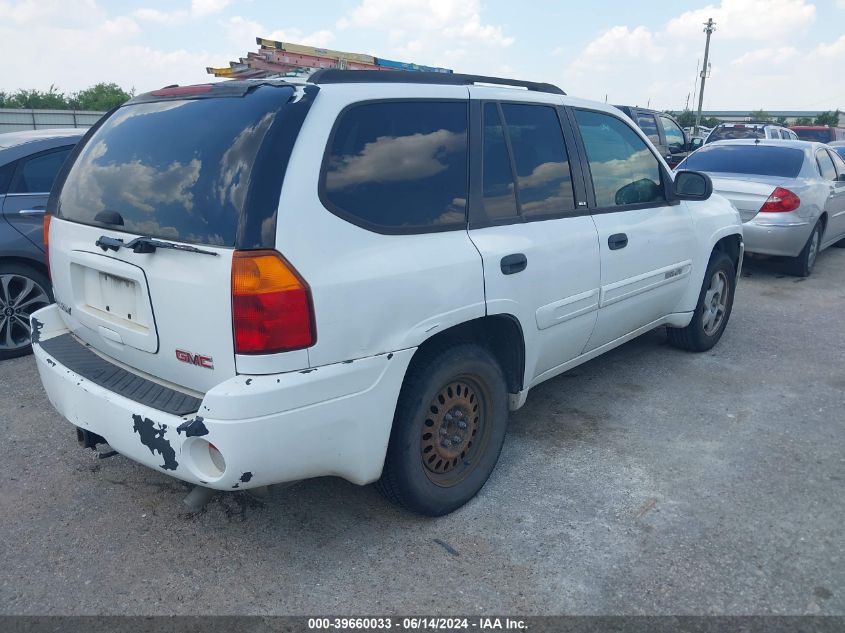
<box><xmin>0</xmin><ymin>255</ymin><xmax>50</xmax><ymax>280</ymax></box>
<box><xmin>407</xmin><ymin>314</ymin><xmax>526</xmax><ymax>395</ymax></box>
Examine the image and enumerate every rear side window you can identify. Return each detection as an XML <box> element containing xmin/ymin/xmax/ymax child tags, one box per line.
<box><xmin>636</xmin><ymin>113</ymin><xmax>660</xmax><ymax>144</ymax></box>
<box><xmin>501</xmin><ymin>103</ymin><xmax>576</xmax><ymax>218</ymax></box>
<box><xmin>482</xmin><ymin>103</ymin><xmax>518</xmax><ymax>220</ymax></box>
<box><xmin>322</xmin><ymin>101</ymin><xmax>468</xmax><ymax>231</ymax></box>
<box><xmin>13</xmin><ymin>147</ymin><xmax>72</xmax><ymax>193</ymax></box>
<box><xmin>58</xmin><ymin>86</ymin><xmax>296</xmax><ymax>247</ymax></box>
<box><xmin>680</xmin><ymin>145</ymin><xmax>805</xmax><ymax>178</ymax></box>
<box><xmin>0</xmin><ymin>161</ymin><xmax>15</xmax><ymax>194</ymax></box>
<box><xmin>574</xmin><ymin>109</ymin><xmax>664</xmax><ymax>208</ymax></box>
<box><xmin>659</xmin><ymin>115</ymin><xmax>685</xmax><ymax>152</ymax></box>
<box><xmin>817</xmin><ymin>150</ymin><xmax>837</xmax><ymax>180</ymax></box>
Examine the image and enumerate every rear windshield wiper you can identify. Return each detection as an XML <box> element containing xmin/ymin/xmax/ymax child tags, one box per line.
<box><xmin>95</xmin><ymin>235</ymin><xmax>218</xmax><ymax>256</ymax></box>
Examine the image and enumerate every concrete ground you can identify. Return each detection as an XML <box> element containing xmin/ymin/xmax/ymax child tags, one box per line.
<box><xmin>1</xmin><ymin>249</ymin><xmax>843</xmax><ymax>616</ymax></box>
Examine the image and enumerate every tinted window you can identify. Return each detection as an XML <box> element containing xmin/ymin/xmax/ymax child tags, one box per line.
<box><xmin>501</xmin><ymin>103</ymin><xmax>576</xmax><ymax>217</ymax></box>
<box><xmin>660</xmin><ymin>115</ymin><xmax>685</xmax><ymax>152</ymax></box>
<box><xmin>708</xmin><ymin>125</ymin><xmax>766</xmax><ymax>142</ymax></box>
<box><xmin>636</xmin><ymin>113</ymin><xmax>660</xmax><ymax>144</ymax></box>
<box><xmin>794</xmin><ymin>128</ymin><xmax>833</xmax><ymax>143</ymax></box>
<box><xmin>679</xmin><ymin>145</ymin><xmax>805</xmax><ymax>178</ymax></box>
<box><xmin>13</xmin><ymin>147</ymin><xmax>72</xmax><ymax>193</ymax></box>
<box><xmin>482</xmin><ymin>103</ymin><xmax>518</xmax><ymax>220</ymax></box>
<box><xmin>817</xmin><ymin>150</ymin><xmax>837</xmax><ymax>180</ymax></box>
<box><xmin>574</xmin><ymin>110</ymin><xmax>664</xmax><ymax>208</ymax></box>
<box><xmin>833</xmin><ymin>146</ymin><xmax>845</xmax><ymax>161</ymax></box>
<box><xmin>59</xmin><ymin>86</ymin><xmax>295</xmax><ymax>246</ymax></box>
<box><xmin>829</xmin><ymin>149</ymin><xmax>845</xmax><ymax>176</ymax></box>
<box><xmin>0</xmin><ymin>161</ymin><xmax>15</xmax><ymax>194</ymax></box>
<box><xmin>323</xmin><ymin>101</ymin><xmax>468</xmax><ymax>230</ymax></box>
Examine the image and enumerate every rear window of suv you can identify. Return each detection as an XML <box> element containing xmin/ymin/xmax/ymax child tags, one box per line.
<box><xmin>56</xmin><ymin>85</ymin><xmax>297</xmax><ymax>247</ymax></box>
<box><xmin>679</xmin><ymin>145</ymin><xmax>805</xmax><ymax>178</ymax></box>
<box><xmin>321</xmin><ymin>100</ymin><xmax>469</xmax><ymax>232</ymax></box>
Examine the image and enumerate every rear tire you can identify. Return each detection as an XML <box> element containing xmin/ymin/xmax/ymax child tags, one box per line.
<box><xmin>0</xmin><ymin>262</ymin><xmax>53</xmax><ymax>361</ymax></box>
<box><xmin>787</xmin><ymin>221</ymin><xmax>822</xmax><ymax>277</ymax></box>
<box><xmin>667</xmin><ymin>251</ymin><xmax>736</xmax><ymax>353</ymax></box>
<box><xmin>377</xmin><ymin>344</ymin><xmax>509</xmax><ymax>516</ymax></box>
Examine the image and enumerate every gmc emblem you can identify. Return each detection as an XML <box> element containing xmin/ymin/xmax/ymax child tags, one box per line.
<box><xmin>175</xmin><ymin>349</ymin><xmax>214</xmax><ymax>370</ymax></box>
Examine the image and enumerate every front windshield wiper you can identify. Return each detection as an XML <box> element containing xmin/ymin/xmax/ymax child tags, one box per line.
<box><xmin>95</xmin><ymin>235</ymin><xmax>218</xmax><ymax>256</ymax></box>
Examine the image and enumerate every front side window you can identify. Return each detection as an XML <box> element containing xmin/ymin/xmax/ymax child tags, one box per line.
<box><xmin>322</xmin><ymin>101</ymin><xmax>468</xmax><ymax>230</ymax></box>
<box><xmin>501</xmin><ymin>103</ymin><xmax>576</xmax><ymax>218</ymax></box>
<box><xmin>574</xmin><ymin>109</ymin><xmax>665</xmax><ymax>208</ymax></box>
<box><xmin>13</xmin><ymin>147</ymin><xmax>72</xmax><ymax>194</ymax></box>
<box><xmin>828</xmin><ymin>149</ymin><xmax>845</xmax><ymax>177</ymax></box>
<box><xmin>660</xmin><ymin>115</ymin><xmax>685</xmax><ymax>152</ymax></box>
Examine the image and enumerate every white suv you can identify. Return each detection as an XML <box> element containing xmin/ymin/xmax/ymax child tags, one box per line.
<box><xmin>32</xmin><ymin>71</ymin><xmax>743</xmax><ymax>516</ymax></box>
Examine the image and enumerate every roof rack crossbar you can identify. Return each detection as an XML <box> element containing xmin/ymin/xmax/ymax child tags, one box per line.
<box><xmin>307</xmin><ymin>69</ymin><xmax>565</xmax><ymax>95</ymax></box>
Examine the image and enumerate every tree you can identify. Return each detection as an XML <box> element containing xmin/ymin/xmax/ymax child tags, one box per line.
<box><xmin>0</xmin><ymin>83</ymin><xmax>133</xmax><ymax>111</ymax></box>
<box><xmin>69</xmin><ymin>83</ymin><xmax>133</xmax><ymax>111</ymax></box>
<box><xmin>813</xmin><ymin>110</ymin><xmax>841</xmax><ymax>127</ymax></box>
<box><xmin>794</xmin><ymin>117</ymin><xmax>813</xmax><ymax>126</ymax></box>
<box><xmin>748</xmin><ymin>109</ymin><xmax>771</xmax><ymax>122</ymax></box>
<box><xmin>702</xmin><ymin>116</ymin><xmax>722</xmax><ymax>128</ymax></box>
<box><xmin>776</xmin><ymin>116</ymin><xmax>787</xmax><ymax>125</ymax></box>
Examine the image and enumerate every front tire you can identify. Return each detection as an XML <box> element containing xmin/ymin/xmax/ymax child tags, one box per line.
<box><xmin>377</xmin><ymin>344</ymin><xmax>509</xmax><ymax>516</ymax></box>
<box><xmin>0</xmin><ymin>262</ymin><xmax>53</xmax><ymax>361</ymax></box>
<box><xmin>667</xmin><ymin>251</ymin><xmax>736</xmax><ymax>352</ymax></box>
<box><xmin>787</xmin><ymin>221</ymin><xmax>821</xmax><ymax>277</ymax></box>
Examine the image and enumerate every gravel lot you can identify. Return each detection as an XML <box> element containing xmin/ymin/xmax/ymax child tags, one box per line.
<box><xmin>1</xmin><ymin>248</ymin><xmax>844</xmax><ymax>616</ymax></box>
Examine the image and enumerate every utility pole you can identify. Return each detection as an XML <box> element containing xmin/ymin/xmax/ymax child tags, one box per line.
<box><xmin>694</xmin><ymin>18</ymin><xmax>716</xmax><ymax>136</ymax></box>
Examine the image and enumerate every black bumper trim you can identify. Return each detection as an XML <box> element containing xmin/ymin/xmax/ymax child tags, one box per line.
<box><xmin>39</xmin><ymin>334</ymin><xmax>202</xmax><ymax>416</ymax></box>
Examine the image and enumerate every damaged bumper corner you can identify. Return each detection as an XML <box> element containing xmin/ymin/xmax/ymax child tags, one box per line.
<box><xmin>31</xmin><ymin>304</ymin><xmax>415</xmax><ymax>491</ymax></box>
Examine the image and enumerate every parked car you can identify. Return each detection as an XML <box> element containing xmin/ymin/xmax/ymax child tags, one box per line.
<box><xmin>615</xmin><ymin>106</ymin><xmax>695</xmax><ymax>167</ymax></box>
<box><xmin>829</xmin><ymin>140</ymin><xmax>845</xmax><ymax>160</ymax></box>
<box><xmin>31</xmin><ymin>71</ymin><xmax>743</xmax><ymax>516</ymax></box>
<box><xmin>791</xmin><ymin>126</ymin><xmax>845</xmax><ymax>143</ymax></box>
<box><xmin>0</xmin><ymin>128</ymin><xmax>84</xmax><ymax>359</ymax></box>
<box><xmin>677</xmin><ymin>139</ymin><xmax>845</xmax><ymax>276</ymax></box>
<box><xmin>705</xmin><ymin>122</ymin><xmax>798</xmax><ymax>144</ymax></box>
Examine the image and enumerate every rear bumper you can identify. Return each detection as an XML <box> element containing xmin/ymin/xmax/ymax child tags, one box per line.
<box><xmin>742</xmin><ymin>216</ymin><xmax>811</xmax><ymax>258</ymax></box>
<box><xmin>32</xmin><ymin>304</ymin><xmax>414</xmax><ymax>490</ymax></box>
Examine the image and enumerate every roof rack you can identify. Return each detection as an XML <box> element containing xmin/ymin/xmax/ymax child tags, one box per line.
<box><xmin>721</xmin><ymin>120</ymin><xmax>789</xmax><ymax>127</ymax></box>
<box><xmin>307</xmin><ymin>69</ymin><xmax>566</xmax><ymax>95</ymax></box>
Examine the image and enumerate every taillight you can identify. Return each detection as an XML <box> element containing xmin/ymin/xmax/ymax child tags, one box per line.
<box><xmin>231</xmin><ymin>250</ymin><xmax>315</xmax><ymax>354</ymax></box>
<box><xmin>43</xmin><ymin>214</ymin><xmax>52</xmax><ymax>279</ymax></box>
<box><xmin>759</xmin><ymin>187</ymin><xmax>800</xmax><ymax>213</ymax></box>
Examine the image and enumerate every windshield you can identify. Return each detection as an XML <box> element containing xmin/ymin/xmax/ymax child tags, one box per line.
<box><xmin>707</xmin><ymin>125</ymin><xmax>766</xmax><ymax>142</ymax></box>
<box><xmin>679</xmin><ymin>145</ymin><xmax>805</xmax><ymax>178</ymax></box>
<box><xmin>56</xmin><ymin>85</ymin><xmax>296</xmax><ymax>247</ymax></box>
<box><xmin>793</xmin><ymin>128</ymin><xmax>833</xmax><ymax>143</ymax></box>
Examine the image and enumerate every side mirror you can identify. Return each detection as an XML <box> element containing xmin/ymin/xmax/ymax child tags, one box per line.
<box><xmin>690</xmin><ymin>137</ymin><xmax>704</xmax><ymax>151</ymax></box>
<box><xmin>673</xmin><ymin>170</ymin><xmax>713</xmax><ymax>201</ymax></box>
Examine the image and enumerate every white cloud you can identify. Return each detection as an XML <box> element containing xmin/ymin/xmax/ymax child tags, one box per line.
<box><xmin>569</xmin><ymin>26</ymin><xmax>665</xmax><ymax>74</ymax></box>
<box><xmin>666</xmin><ymin>0</ymin><xmax>815</xmax><ymax>40</ymax></box>
<box><xmin>132</xmin><ymin>8</ymin><xmax>189</xmax><ymax>24</ymax></box>
<box><xmin>337</xmin><ymin>0</ymin><xmax>512</xmax><ymax>71</ymax></box>
<box><xmin>564</xmin><ymin>0</ymin><xmax>835</xmax><ymax>110</ymax></box>
<box><xmin>224</xmin><ymin>15</ymin><xmax>335</xmax><ymax>49</ymax></box>
<box><xmin>191</xmin><ymin>0</ymin><xmax>230</xmax><ymax>17</ymax></box>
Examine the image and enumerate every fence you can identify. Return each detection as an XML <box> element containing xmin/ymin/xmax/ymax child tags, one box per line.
<box><xmin>0</xmin><ymin>108</ymin><xmax>105</xmax><ymax>132</ymax></box>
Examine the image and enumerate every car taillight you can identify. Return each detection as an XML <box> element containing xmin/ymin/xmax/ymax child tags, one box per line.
<box><xmin>759</xmin><ymin>187</ymin><xmax>800</xmax><ymax>213</ymax></box>
<box><xmin>231</xmin><ymin>250</ymin><xmax>315</xmax><ymax>354</ymax></box>
<box><xmin>43</xmin><ymin>214</ymin><xmax>52</xmax><ymax>279</ymax></box>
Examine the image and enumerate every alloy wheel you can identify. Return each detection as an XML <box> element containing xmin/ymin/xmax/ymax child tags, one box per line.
<box><xmin>0</xmin><ymin>274</ymin><xmax>51</xmax><ymax>352</ymax></box>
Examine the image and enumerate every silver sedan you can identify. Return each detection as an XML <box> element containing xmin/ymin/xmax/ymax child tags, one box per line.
<box><xmin>677</xmin><ymin>139</ymin><xmax>845</xmax><ymax>276</ymax></box>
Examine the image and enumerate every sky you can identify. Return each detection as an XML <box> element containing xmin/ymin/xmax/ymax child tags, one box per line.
<box><xmin>1</xmin><ymin>0</ymin><xmax>843</xmax><ymax>112</ymax></box>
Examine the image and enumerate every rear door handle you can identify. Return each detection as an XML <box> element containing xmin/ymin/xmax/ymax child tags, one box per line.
<box><xmin>500</xmin><ymin>253</ymin><xmax>527</xmax><ymax>275</ymax></box>
<box><xmin>608</xmin><ymin>233</ymin><xmax>628</xmax><ymax>250</ymax></box>
<box><xmin>19</xmin><ymin>206</ymin><xmax>46</xmax><ymax>216</ymax></box>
